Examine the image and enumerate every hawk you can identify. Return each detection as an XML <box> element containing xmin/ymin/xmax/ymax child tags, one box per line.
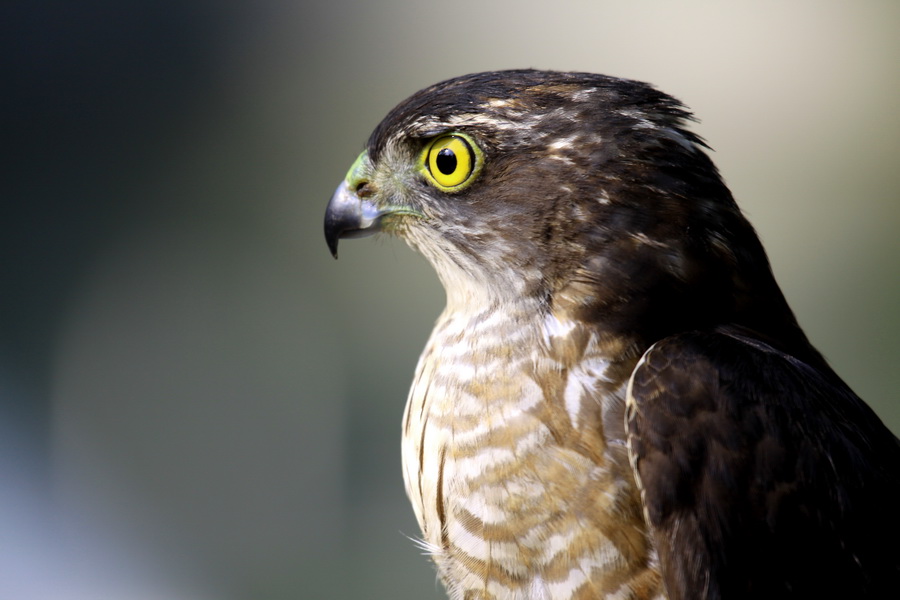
<box><xmin>323</xmin><ymin>70</ymin><xmax>900</xmax><ymax>599</ymax></box>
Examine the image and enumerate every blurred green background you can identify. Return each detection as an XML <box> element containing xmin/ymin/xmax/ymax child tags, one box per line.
<box><xmin>3</xmin><ymin>1</ymin><xmax>898</xmax><ymax>598</ymax></box>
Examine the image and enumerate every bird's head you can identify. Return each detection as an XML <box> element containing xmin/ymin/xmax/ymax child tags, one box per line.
<box><xmin>325</xmin><ymin>70</ymin><xmax>800</xmax><ymax>345</ymax></box>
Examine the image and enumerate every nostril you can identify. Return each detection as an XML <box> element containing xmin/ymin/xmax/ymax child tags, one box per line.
<box><xmin>355</xmin><ymin>181</ymin><xmax>372</xmax><ymax>197</ymax></box>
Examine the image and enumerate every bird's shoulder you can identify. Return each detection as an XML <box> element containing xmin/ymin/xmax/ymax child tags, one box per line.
<box><xmin>624</xmin><ymin>326</ymin><xmax>900</xmax><ymax>600</ymax></box>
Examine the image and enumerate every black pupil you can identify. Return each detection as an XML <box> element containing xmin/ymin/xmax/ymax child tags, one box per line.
<box><xmin>435</xmin><ymin>147</ymin><xmax>457</xmax><ymax>175</ymax></box>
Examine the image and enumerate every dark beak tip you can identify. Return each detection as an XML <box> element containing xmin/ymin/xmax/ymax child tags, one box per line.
<box><xmin>324</xmin><ymin>220</ymin><xmax>340</xmax><ymax>259</ymax></box>
<box><xmin>324</xmin><ymin>180</ymin><xmax>383</xmax><ymax>259</ymax></box>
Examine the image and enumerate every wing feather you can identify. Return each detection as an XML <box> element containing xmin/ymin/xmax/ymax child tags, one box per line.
<box><xmin>626</xmin><ymin>328</ymin><xmax>900</xmax><ymax>599</ymax></box>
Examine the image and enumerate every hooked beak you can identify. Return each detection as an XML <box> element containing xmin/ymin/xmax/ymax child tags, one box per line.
<box><xmin>323</xmin><ymin>181</ymin><xmax>385</xmax><ymax>258</ymax></box>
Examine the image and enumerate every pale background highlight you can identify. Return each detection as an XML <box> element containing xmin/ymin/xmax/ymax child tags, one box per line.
<box><xmin>3</xmin><ymin>2</ymin><xmax>898</xmax><ymax>598</ymax></box>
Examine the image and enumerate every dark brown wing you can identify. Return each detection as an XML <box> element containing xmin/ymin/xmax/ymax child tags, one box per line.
<box><xmin>626</xmin><ymin>327</ymin><xmax>900</xmax><ymax>600</ymax></box>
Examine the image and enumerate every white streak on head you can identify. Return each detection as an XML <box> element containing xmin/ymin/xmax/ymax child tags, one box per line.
<box><xmin>569</xmin><ymin>87</ymin><xmax>597</xmax><ymax>102</ymax></box>
<box><xmin>547</xmin><ymin>134</ymin><xmax>579</xmax><ymax>151</ymax></box>
<box><xmin>548</xmin><ymin>154</ymin><xmax>574</xmax><ymax>165</ymax></box>
<box><xmin>484</xmin><ymin>98</ymin><xmax>512</xmax><ymax>108</ymax></box>
<box><xmin>445</xmin><ymin>113</ymin><xmax>520</xmax><ymax>131</ymax></box>
<box><xmin>618</xmin><ymin>109</ymin><xmax>699</xmax><ymax>154</ymax></box>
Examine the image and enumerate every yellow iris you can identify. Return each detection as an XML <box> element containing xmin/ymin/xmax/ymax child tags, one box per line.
<box><xmin>422</xmin><ymin>134</ymin><xmax>482</xmax><ymax>191</ymax></box>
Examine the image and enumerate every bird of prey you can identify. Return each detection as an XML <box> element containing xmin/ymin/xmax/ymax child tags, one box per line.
<box><xmin>324</xmin><ymin>70</ymin><xmax>900</xmax><ymax>600</ymax></box>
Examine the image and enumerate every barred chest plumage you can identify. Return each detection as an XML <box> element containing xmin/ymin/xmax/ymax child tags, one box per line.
<box><xmin>401</xmin><ymin>302</ymin><xmax>664</xmax><ymax>600</ymax></box>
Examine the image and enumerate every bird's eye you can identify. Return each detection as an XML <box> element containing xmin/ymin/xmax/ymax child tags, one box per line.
<box><xmin>421</xmin><ymin>134</ymin><xmax>483</xmax><ymax>192</ymax></box>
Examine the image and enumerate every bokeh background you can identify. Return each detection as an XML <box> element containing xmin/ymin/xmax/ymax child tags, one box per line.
<box><xmin>3</xmin><ymin>1</ymin><xmax>899</xmax><ymax>598</ymax></box>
